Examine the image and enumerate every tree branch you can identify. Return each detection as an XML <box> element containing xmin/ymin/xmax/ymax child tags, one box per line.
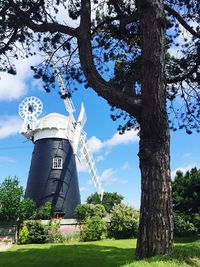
<box><xmin>166</xmin><ymin>63</ymin><xmax>199</xmax><ymax>84</ymax></box>
<box><xmin>26</xmin><ymin>21</ymin><xmax>79</xmax><ymax>37</ymax></box>
<box><xmin>7</xmin><ymin>0</ymin><xmax>80</xmax><ymax>38</ymax></box>
<box><xmin>0</xmin><ymin>29</ymin><xmax>18</xmax><ymax>55</ymax></box>
<box><xmin>164</xmin><ymin>4</ymin><xmax>200</xmax><ymax>38</ymax></box>
<box><xmin>77</xmin><ymin>0</ymin><xmax>141</xmax><ymax>119</ymax></box>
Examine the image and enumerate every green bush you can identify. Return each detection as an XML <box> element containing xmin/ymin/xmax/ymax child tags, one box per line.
<box><xmin>46</xmin><ymin>220</ymin><xmax>64</xmax><ymax>243</ymax></box>
<box><xmin>75</xmin><ymin>204</ymin><xmax>106</xmax><ymax>221</ymax></box>
<box><xmin>26</xmin><ymin>221</ymin><xmax>48</xmax><ymax>244</ymax></box>
<box><xmin>173</xmin><ymin>211</ymin><xmax>198</xmax><ymax>236</ymax></box>
<box><xmin>192</xmin><ymin>213</ymin><xmax>200</xmax><ymax>233</ymax></box>
<box><xmin>81</xmin><ymin>215</ymin><xmax>106</xmax><ymax>241</ymax></box>
<box><xmin>75</xmin><ymin>204</ymin><xmax>107</xmax><ymax>241</ymax></box>
<box><xmin>19</xmin><ymin>225</ymin><xmax>29</xmax><ymax>244</ymax></box>
<box><xmin>86</xmin><ymin>192</ymin><xmax>124</xmax><ymax>213</ymax></box>
<box><xmin>34</xmin><ymin>202</ymin><xmax>53</xmax><ymax>220</ymax></box>
<box><xmin>109</xmin><ymin>204</ymin><xmax>139</xmax><ymax>239</ymax></box>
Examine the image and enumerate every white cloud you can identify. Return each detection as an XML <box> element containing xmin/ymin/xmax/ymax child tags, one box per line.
<box><xmin>0</xmin><ymin>56</ymin><xmax>41</xmax><ymax>101</ymax></box>
<box><xmin>96</xmin><ymin>155</ymin><xmax>105</xmax><ymax>162</ymax></box>
<box><xmin>76</xmin><ymin>157</ymin><xmax>87</xmax><ymax>173</ymax></box>
<box><xmin>121</xmin><ymin>162</ymin><xmax>130</xmax><ymax>170</ymax></box>
<box><xmin>87</xmin><ymin>129</ymin><xmax>139</xmax><ymax>155</ymax></box>
<box><xmin>87</xmin><ymin>136</ymin><xmax>104</xmax><ymax>154</ymax></box>
<box><xmin>183</xmin><ymin>153</ymin><xmax>192</xmax><ymax>158</ymax></box>
<box><xmin>171</xmin><ymin>164</ymin><xmax>196</xmax><ymax>179</ymax></box>
<box><xmin>80</xmin><ymin>187</ymin><xmax>87</xmax><ymax>192</ymax></box>
<box><xmin>105</xmin><ymin>130</ymin><xmax>139</xmax><ymax>147</ymax></box>
<box><xmin>119</xmin><ymin>179</ymin><xmax>128</xmax><ymax>184</ymax></box>
<box><xmin>100</xmin><ymin>167</ymin><xmax>128</xmax><ymax>186</ymax></box>
<box><xmin>100</xmin><ymin>168</ymin><xmax>118</xmax><ymax>185</ymax></box>
<box><xmin>0</xmin><ymin>156</ymin><xmax>17</xmax><ymax>163</ymax></box>
<box><xmin>0</xmin><ymin>116</ymin><xmax>22</xmax><ymax>139</ymax></box>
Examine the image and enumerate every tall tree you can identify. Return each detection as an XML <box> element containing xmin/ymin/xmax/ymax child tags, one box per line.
<box><xmin>0</xmin><ymin>0</ymin><xmax>199</xmax><ymax>258</ymax></box>
<box><xmin>86</xmin><ymin>192</ymin><xmax>124</xmax><ymax>213</ymax></box>
<box><xmin>0</xmin><ymin>176</ymin><xmax>36</xmax><ymax>223</ymax></box>
<box><xmin>172</xmin><ymin>168</ymin><xmax>200</xmax><ymax>215</ymax></box>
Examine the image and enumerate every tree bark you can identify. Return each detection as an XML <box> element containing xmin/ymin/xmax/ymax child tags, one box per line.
<box><xmin>136</xmin><ymin>0</ymin><xmax>173</xmax><ymax>258</ymax></box>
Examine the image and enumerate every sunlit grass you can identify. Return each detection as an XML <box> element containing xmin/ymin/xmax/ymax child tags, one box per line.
<box><xmin>0</xmin><ymin>237</ymin><xmax>199</xmax><ymax>267</ymax></box>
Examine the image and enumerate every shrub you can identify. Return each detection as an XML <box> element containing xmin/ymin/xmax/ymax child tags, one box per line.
<box><xmin>109</xmin><ymin>204</ymin><xmax>139</xmax><ymax>239</ymax></box>
<box><xmin>81</xmin><ymin>216</ymin><xmax>106</xmax><ymax>241</ymax></box>
<box><xmin>75</xmin><ymin>204</ymin><xmax>107</xmax><ymax>241</ymax></box>
<box><xmin>34</xmin><ymin>202</ymin><xmax>53</xmax><ymax>220</ymax></box>
<box><xmin>86</xmin><ymin>192</ymin><xmax>124</xmax><ymax>213</ymax></box>
<box><xmin>173</xmin><ymin>211</ymin><xmax>198</xmax><ymax>236</ymax></box>
<box><xmin>19</xmin><ymin>225</ymin><xmax>29</xmax><ymax>244</ymax></box>
<box><xmin>192</xmin><ymin>213</ymin><xmax>200</xmax><ymax>233</ymax></box>
<box><xmin>75</xmin><ymin>204</ymin><xmax>106</xmax><ymax>221</ymax></box>
<box><xmin>93</xmin><ymin>204</ymin><xmax>106</xmax><ymax>218</ymax></box>
<box><xmin>26</xmin><ymin>221</ymin><xmax>48</xmax><ymax>243</ymax></box>
<box><xmin>46</xmin><ymin>220</ymin><xmax>63</xmax><ymax>243</ymax></box>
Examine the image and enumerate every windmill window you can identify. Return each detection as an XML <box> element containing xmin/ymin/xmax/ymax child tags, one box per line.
<box><xmin>53</xmin><ymin>157</ymin><xmax>63</xmax><ymax>169</ymax></box>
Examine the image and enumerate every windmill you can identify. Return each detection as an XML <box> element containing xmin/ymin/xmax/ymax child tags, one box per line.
<box><xmin>19</xmin><ymin>67</ymin><xmax>103</xmax><ymax>219</ymax></box>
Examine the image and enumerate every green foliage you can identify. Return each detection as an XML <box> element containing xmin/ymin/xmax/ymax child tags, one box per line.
<box><xmin>75</xmin><ymin>204</ymin><xmax>106</xmax><ymax>221</ymax></box>
<box><xmin>45</xmin><ymin>220</ymin><xmax>63</xmax><ymax>243</ymax></box>
<box><xmin>173</xmin><ymin>211</ymin><xmax>198</xmax><ymax>236</ymax></box>
<box><xmin>109</xmin><ymin>204</ymin><xmax>139</xmax><ymax>239</ymax></box>
<box><xmin>18</xmin><ymin>198</ymin><xmax>36</xmax><ymax>222</ymax></box>
<box><xmin>0</xmin><ymin>176</ymin><xmax>37</xmax><ymax>223</ymax></box>
<box><xmin>0</xmin><ymin>176</ymin><xmax>23</xmax><ymax>222</ymax></box>
<box><xmin>75</xmin><ymin>204</ymin><xmax>106</xmax><ymax>241</ymax></box>
<box><xmin>34</xmin><ymin>202</ymin><xmax>53</xmax><ymax>220</ymax></box>
<box><xmin>19</xmin><ymin>225</ymin><xmax>29</xmax><ymax>244</ymax></box>
<box><xmin>80</xmin><ymin>216</ymin><xmax>106</xmax><ymax>242</ymax></box>
<box><xmin>25</xmin><ymin>221</ymin><xmax>48</xmax><ymax>244</ymax></box>
<box><xmin>172</xmin><ymin>167</ymin><xmax>200</xmax><ymax>234</ymax></box>
<box><xmin>86</xmin><ymin>192</ymin><xmax>124</xmax><ymax>213</ymax></box>
<box><xmin>172</xmin><ymin>168</ymin><xmax>200</xmax><ymax>214</ymax></box>
<box><xmin>192</xmin><ymin>213</ymin><xmax>200</xmax><ymax>233</ymax></box>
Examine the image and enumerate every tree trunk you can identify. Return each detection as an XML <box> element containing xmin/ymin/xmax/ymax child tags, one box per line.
<box><xmin>136</xmin><ymin>0</ymin><xmax>173</xmax><ymax>258</ymax></box>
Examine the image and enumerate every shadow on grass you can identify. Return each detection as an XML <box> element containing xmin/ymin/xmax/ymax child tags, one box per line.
<box><xmin>173</xmin><ymin>238</ymin><xmax>200</xmax><ymax>267</ymax></box>
<box><xmin>0</xmin><ymin>243</ymin><xmax>135</xmax><ymax>267</ymax></box>
<box><xmin>0</xmin><ymin>238</ymin><xmax>200</xmax><ymax>267</ymax></box>
<box><xmin>174</xmin><ymin>235</ymin><xmax>200</xmax><ymax>244</ymax></box>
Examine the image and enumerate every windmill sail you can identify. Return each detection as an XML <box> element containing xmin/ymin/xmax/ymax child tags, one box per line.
<box><xmin>79</xmin><ymin>133</ymin><xmax>104</xmax><ymax>200</ymax></box>
<box><xmin>52</xmin><ymin>61</ymin><xmax>103</xmax><ymax>200</ymax></box>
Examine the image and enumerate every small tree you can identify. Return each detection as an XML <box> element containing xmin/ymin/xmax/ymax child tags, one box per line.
<box><xmin>19</xmin><ymin>225</ymin><xmax>29</xmax><ymax>244</ymax></box>
<box><xmin>18</xmin><ymin>198</ymin><xmax>36</xmax><ymax>222</ymax></box>
<box><xmin>34</xmin><ymin>202</ymin><xmax>53</xmax><ymax>220</ymax></box>
<box><xmin>172</xmin><ymin>167</ymin><xmax>200</xmax><ymax>234</ymax></box>
<box><xmin>0</xmin><ymin>176</ymin><xmax>26</xmax><ymax>222</ymax></box>
<box><xmin>109</xmin><ymin>204</ymin><xmax>139</xmax><ymax>239</ymax></box>
<box><xmin>173</xmin><ymin>211</ymin><xmax>197</xmax><ymax>236</ymax></box>
<box><xmin>75</xmin><ymin>204</ymin><xmax>106</xmax><ymax>221</ymax></box>
<box><xmin>75</xmin><ymin>203</ymin><xmax>106</xmax><ymax>241</ymax></box>
<box><xmin>0</xmin><ymin>176</ymin><xmax>37</xmax><ymax>223</ymax></box>
<box><xmin>25</xmin><ymin>221</ymin><xmax>48</xmax><ymax>244</ymax></box>
<box><xmin>81</xmin><ymin>216</ymin><xmax>106</xmax><ymax>241</ymax></box>
<box><xmin>172</xmin><ymin>168</ymin><xmax>200</xmax><ymax>215</ymax></box>
<box><xmin>86</xmin><ymin>192</ymin><xmax>124</xmax><ymax>213</ymax></box>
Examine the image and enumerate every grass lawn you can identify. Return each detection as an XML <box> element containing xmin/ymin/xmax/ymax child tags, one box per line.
<box><xmin>0</xmin><ymin>237</ymin><xmax>199</xmax><ymax>267</ymax></box>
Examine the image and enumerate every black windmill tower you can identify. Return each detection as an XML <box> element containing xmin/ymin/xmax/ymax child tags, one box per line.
<box><xmin>18</xmin><ymin>66</ymin><xmax>103</xmax><ymax>219</ymax></box>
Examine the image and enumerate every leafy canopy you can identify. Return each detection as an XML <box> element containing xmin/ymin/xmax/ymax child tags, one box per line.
<box><xmin>172</xmin><ymin>167</ymin><xmax>200</xmax><ymax>214</ymax></box>
<box><xmin>86</xmin><ymin>191</ymin><xmax>124</xmax><ymax>213</ymax></box>
<box><xmin>0</xmin><ymin>176</ymin><xmax>35</xmax><ymax>222</ymax></box>
<box><xmin>0</xmin><ymin>0</ymin><xmax>199</xmax><ymax>133</ymax></box>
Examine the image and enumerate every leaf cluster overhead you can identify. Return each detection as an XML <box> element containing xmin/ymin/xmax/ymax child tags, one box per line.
<box><xmin>0</xmin><ymin>0</ymin><xmax>199</xmax><ymax>132</ymax></box>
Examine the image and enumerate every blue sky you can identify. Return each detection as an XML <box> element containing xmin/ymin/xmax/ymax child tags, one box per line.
<box><xmin>0</xmin><ymin>54</ymin><xmax>200</xmax><ymax>209</ymax></box>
